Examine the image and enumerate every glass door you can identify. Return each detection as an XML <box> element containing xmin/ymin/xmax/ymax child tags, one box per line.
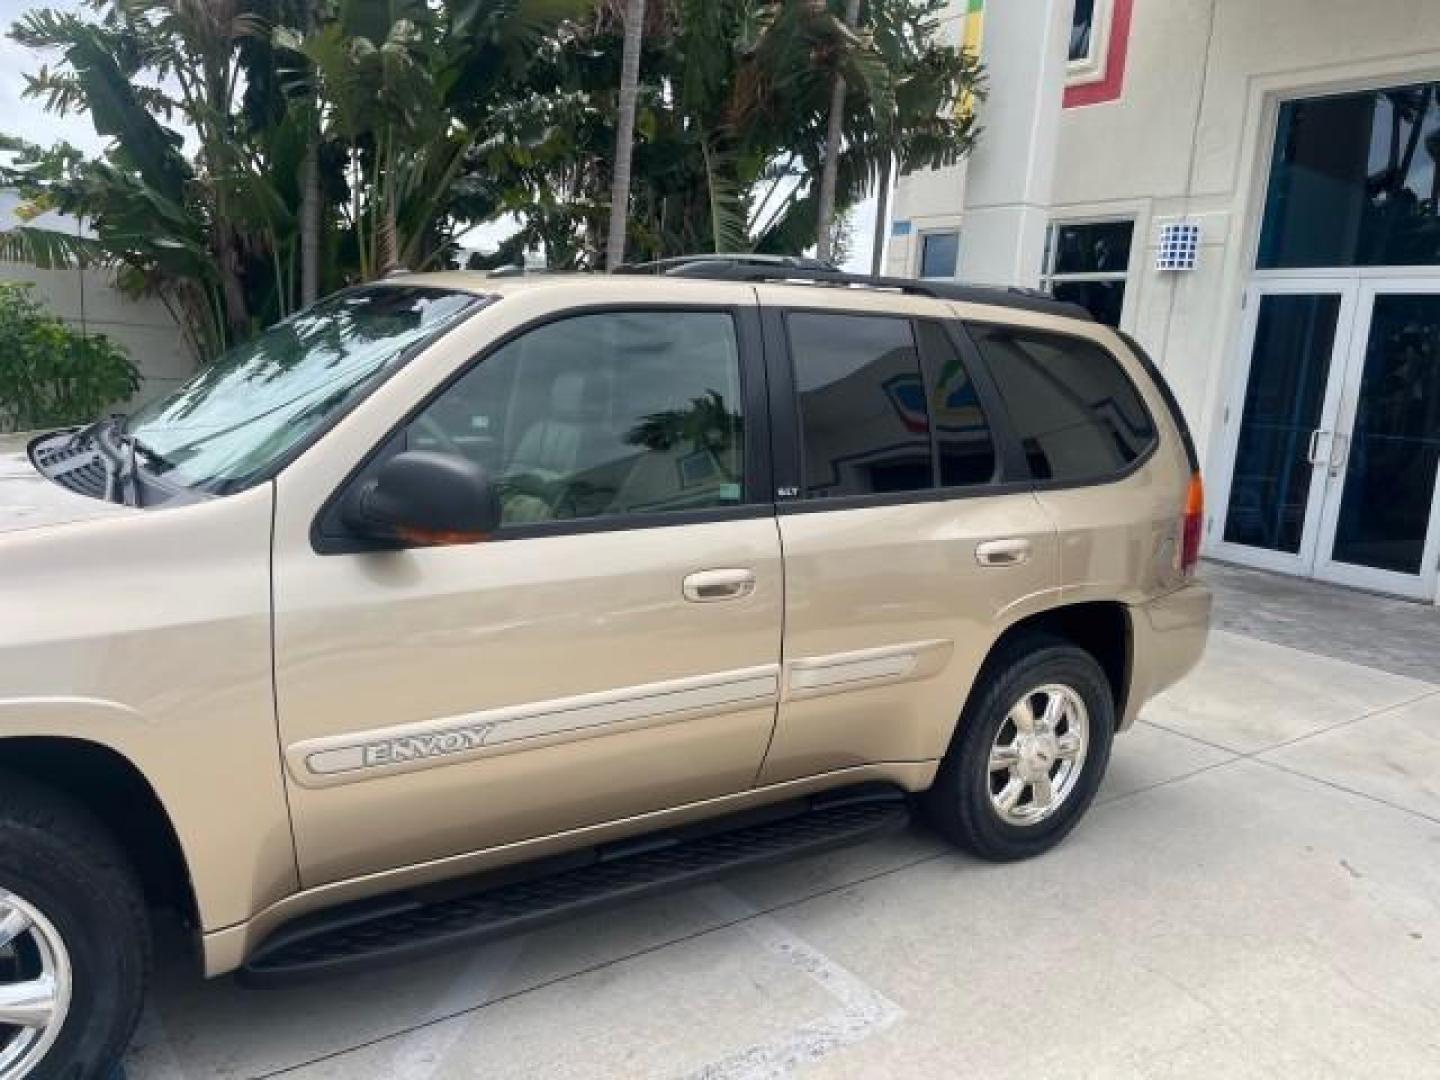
<box><xmin>1313</xmin><ymin>283</ymin><xmax>1440</xmax><ymax>598</ymax></box>
<box><xmin>1212</xmin><ymin>283</ymin><xmax>1359</xmax><ymax>575</ymax></box>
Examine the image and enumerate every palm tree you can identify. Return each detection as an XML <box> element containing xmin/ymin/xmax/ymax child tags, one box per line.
<box><xmin>816</xmin><ymin>0</ymin><xmax>862</xmax><ymax>264</ymax></box>
<box><xmin>605</xmin><ymin>0</ymin><xmax>647</xmax><ymax>271</ymax></box>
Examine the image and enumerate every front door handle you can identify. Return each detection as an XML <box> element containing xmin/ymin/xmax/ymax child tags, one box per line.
<box><xmin>683</xmin><ymin>568</ymin><xmax>756</xmax><ymax>603</ymax></box>
<box><xmin>976</xmin><ymin>538</ymin><xmax>1032</xmax><ymax>567</ymax></box>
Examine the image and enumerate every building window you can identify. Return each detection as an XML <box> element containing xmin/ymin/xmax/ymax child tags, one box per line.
<box><xmin>1258</xmin><ymin>82</ymin><xmax>1440</xmax><ymax>269</ymax></box>
<box><xmin>1041</xmin><ymin>219</ymin><xmax>1133</xmax><ymax>328</ymax></box>
<box><xmin>918</xmin><ymin>231</ymin><xmax>959</xmax><ymax>279</ymax></box>
<box><xmin>1069</xmin><ymin>0</ymin><xmax>1096</xmax><ymax>62</ymax></box>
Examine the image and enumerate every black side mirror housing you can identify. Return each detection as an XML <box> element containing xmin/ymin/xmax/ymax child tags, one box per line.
<box><xmin>343</xmin><ymin>451</ymin><xmax>501</xmax><ymax>546</ymax></box>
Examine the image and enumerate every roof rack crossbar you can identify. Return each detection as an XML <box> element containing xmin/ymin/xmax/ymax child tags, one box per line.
<box><xmin>616</xmin><ymin>257</ymin><xmax>1093</xmax><ymax>321</ymax></box>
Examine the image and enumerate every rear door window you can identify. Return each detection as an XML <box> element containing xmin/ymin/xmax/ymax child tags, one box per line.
<box><xmin>787</xmin><ymin>313</ymin><xmax>933</xmax><ymax>498</ymax></box>
<box><xmin>916</xmin><ymin>321</ymin><xmax>998</xmax><ymax>487</ymax></box>
<box><xmin>968</xmin><ymin>324</ymin><xmax>1156</xmax><ymax>483</ymax></box>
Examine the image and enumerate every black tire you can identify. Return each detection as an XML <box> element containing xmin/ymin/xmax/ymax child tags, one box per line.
<box><xmin>0</xmin><ymin>773</ymin><xmax>149</xmax><ymax>1080</ymax></box>
<box><xmin>924</xmin><ymin>634</ymin><xmax>1115</xmax><ymax>862</ymax></box>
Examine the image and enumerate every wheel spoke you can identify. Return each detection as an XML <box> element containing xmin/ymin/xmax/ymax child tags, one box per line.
<box><xmin>989</xmin><ymin>744</ymin><xmax>1020</xmax><ymax>771</ymax></box>
<box><xmin>1040</xmin><ymin>693</ymin><xmax>1067</xmax><ymax>733</ymax></box>
<box><xmin>0</xmin><ymin>974</ymin><xmax>56</xmax><ymax>1028</ymax></box>
<box><xmin>1055</xmin><ymin>732</ymin><xmax>1084</xmax><ymax>759</ymax></box>
<box><xmin>1030</xmin><ymin>775</ymin><xmax>1056</xmax><ymax>809</ymax></box>
<box><xmin>1009</xmin><ymin>697</ymin><xmax>1036</xmax><ymax>734</ymax></box>
<box><xmin>996</xmin><ymin>778</ymin><xmax>1026</xmax><ymax>813</ymax></box>
<box><xmin>0</xmin><ymin>901</ymin><xmax>30</xmax><ymax>951</ymax></box>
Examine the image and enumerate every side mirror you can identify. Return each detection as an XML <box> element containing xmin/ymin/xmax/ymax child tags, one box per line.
<box><xmin>343</xmin><ymin>451</ymin><xmax>500</xmax><ymax>546</ymax></box>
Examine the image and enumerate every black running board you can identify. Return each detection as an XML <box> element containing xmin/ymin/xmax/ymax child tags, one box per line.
<box><xmin>240</xmin><ymin>788</ymin><xmax>909</xmax><ymax>986</ymax></box>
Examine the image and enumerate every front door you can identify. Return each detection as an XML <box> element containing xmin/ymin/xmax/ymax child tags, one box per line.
<box><xmin>1214</xmin><ymin>279</ymin><xmax>1440</xmax><ymax>599</ymax></box>
<box><xmin>272</xmin><ymin>305</ymin><xmax>783</xmax><ymax>887</ymax></box>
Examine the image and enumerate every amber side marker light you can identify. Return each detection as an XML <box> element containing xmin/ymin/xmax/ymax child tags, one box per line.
<box><xmin>1181</xmin><ymin>472</ymin><xmax>1204</xmax><ymax>576</ymax></box>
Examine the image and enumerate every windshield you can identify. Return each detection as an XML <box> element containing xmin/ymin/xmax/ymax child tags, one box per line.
<box><xmin>125</xmin><ymin>286</ymin><xmax>482</xmax><ymax>493</ymax></box>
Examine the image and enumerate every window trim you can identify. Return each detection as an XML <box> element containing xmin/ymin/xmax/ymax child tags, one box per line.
<box><xmin>1066</xmin><ymin>0</ymin><xmax>1112</xmax><ymax>88</ymax></box>
<box><xmin>957</xmin><ymin>319</ymin><xmax>1161</xmax><ymax>491</ymax></box>
<box><xmin>917</xmin><ymin>229</ymin><xmax>961</xmax><ymax>280</ymax></box>
<box><xmin>312</xmin><ymin>302</ymin><xmax>773</xmax><ymax>554</ymax></box>
<box><xmin>762</xmin><ymin>307</ymin><xmax>1016</xmax><ymax>514</ymax></box>
<box><xmin>1040</xmin><ymin>217</ymin><xmax>1136</xmax><ymax>329</ymax></box>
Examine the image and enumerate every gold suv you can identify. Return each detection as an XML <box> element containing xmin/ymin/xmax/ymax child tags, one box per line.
<box><xmin>0</xmin><ymin>260</ymin><xmax>1209</xmax><ymax>1079</ymax></box>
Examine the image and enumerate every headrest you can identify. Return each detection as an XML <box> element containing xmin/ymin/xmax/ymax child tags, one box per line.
<box><xmin>549</xmin><ymin>371</ymin><xmax>589</xmax><ymax>421</ymax></box>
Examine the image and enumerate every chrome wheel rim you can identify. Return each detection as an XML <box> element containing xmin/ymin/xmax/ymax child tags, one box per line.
<box><xmin>0</xmin><ymin>889</ymin><xmax>71</xmax><ymax>1080</ymax></box>
<box><xmin>987</xmin><ymin>683</ymin><xmax>1089</xmax><ymax>827</ymax></box>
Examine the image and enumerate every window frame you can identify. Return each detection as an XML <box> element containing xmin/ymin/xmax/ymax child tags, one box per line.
<box><xmin>1066</xmin><ymin>0</ymin><xmax>1112</xmax><ymax>87</ymax></box>
<box><xmin>1040</xmin><ymin>217</ymin><xmax>1136</xmax><ymax>329</ymax></box>
<box><xmin>761</xmin><ymin>306</ymin><xmax>1026</xmax><ymax>516</ymax></box>
<box><xmin>956</xmin><ymin>319</ymin><xmax>1161</xmax><ymax>490</ymax></box>
<box><xmin>917</xmin><ymin>230</ymin><xmax>961</xmax><ymax>280</ymax></box>
<box><xmin>313</xmin><ymin>302</ymin><xmax>774</xmax><ymax>553</ymax></box>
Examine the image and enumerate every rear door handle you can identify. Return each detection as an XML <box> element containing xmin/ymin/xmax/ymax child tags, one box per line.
<box><xmin>975</xmin><ymin>538</ymin><xmax>1032</xmax><ymax>567</ymax></box>
<box><xmin>683</xmin><ymin>568</ymin><xmax>757</xmax><ymax>602</ymax></box>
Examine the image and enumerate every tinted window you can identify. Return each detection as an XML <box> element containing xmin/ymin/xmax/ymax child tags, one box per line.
<box><xmin>788</xmin><ymin>313</ymin><xmax>932</xmax><ymax>498</ymax></box>
<box><xmin>971</xmin><ymin>325</ymin><xmax>1155</xmax><ymax>482</ymax></box>
<box><xmin>408</xmin><ymin>311</ymin><xmax>745</xmax><ymax>526</ymax></box>
<box><xmin>920</xmin><ymin>232</ymin><xmax>959</xmax><ymax>278</ymax></box>
<box><xmin>917</xmin><ymin>321</ymin><xmax>997</xmax><ymax>487</ymax></box>
<box><xmin>1259</xmin><ymin>83</ymin><xmax>1440</xmax><ymax>269</ymax></box>
<box><xmin>1070</xmin><ymin>0</ymin><xmax>1096</xmax><ymax>61</ymax></box>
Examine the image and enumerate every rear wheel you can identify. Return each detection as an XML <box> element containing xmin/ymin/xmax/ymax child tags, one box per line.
<box><xmin>925</xmin><ymin>636</ymin><xmax>1115</xmax><ymax>861</ymax></box>
<box><xmin>0</xmin><ymin>775</ymin><xmax>149</xmax><ymax>1080</ymax></box>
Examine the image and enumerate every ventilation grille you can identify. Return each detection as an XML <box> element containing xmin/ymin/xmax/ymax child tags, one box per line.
<box><xmin>32</xmin><ymin>435</ymin><xmax>110</xmax><ymax>499</ymax></box>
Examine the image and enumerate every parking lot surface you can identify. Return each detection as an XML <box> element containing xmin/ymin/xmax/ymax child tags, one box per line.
<box><xmin>126</xmin><ymin>569</ymin><xmax>1440</xmax><ymax>1079</ymax></box>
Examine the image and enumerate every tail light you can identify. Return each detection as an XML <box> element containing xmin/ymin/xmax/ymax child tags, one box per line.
<box><xmin>1180</xmin><ymin>472</ymin><xmax>1204</xmax><ymax>576</ymax></box>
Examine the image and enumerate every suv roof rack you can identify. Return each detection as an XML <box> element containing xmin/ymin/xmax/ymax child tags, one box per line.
<box><xmin>615</xmin><ymin>254</ymin><xmax>1092</xmax><ymax>321</ymax></box>
<box><xmin>616</xmin><ymin>253</ymin><xmax>840</xmax><ymax>275</ymax></box>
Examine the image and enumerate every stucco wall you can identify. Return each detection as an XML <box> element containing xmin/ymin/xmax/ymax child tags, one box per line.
<box><xmin>1</xmin><ymin>195</ymin><xmax>195</xmax><ymax>415</ymax></box>
<box><xmin>887</xmin><ymin>0</ymin><xmax>1440</xmax><ymax>473</ymax></box>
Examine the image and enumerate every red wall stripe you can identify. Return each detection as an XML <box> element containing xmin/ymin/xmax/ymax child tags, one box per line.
<box><xmin>1064</xmin><ymin>0</ymin><xmax>1134</xmax><ymax>108</ymax></box>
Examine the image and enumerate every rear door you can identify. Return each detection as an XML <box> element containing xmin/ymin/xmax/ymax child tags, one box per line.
<box><xmin>756</xmin><ymin>289</ymin><xmax>1061</xmax><ymax>784</ymax></box>
<box><xmin>272</xmin><ymin>296</ymin><xmax>784</xmax><ymax>887</ymax></box>
<box><xmin>963</xmin><ymin>320</ymin><xmax>1182</xmax><ymax>605</ymax></box>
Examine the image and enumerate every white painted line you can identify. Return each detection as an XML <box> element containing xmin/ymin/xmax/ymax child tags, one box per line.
<box><xmin>362</xmin><ymin>935</ymin><xmax>529</xmax><ymax>1080</ymax></box>
<box><xmin>680</xmin><ymin>887</ymin><xmax>903</xmax><ymax>1080</ymax></box>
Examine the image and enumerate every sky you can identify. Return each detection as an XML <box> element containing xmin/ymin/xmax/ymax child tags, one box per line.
<box><xmin>0</xmin><ymin>0</ymin><xmax>880</xmax><ymax>271</ymax></box>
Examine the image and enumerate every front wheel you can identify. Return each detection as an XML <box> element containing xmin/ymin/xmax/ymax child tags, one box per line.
<box><xmin>0</xmin><ymin>775</ymin><xmax>149</xmax><ymax>1080</ymax></box>
<box><xmin>924</xmin><ymin>636</ymin><xmax>1115</xmax><ymax>861</ymax></box>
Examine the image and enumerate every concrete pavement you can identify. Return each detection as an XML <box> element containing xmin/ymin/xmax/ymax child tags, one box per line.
<box><xmin>124</xmin><ymin>578</ymin><xmax>1440</xmax><ymax>1079</ymax></box>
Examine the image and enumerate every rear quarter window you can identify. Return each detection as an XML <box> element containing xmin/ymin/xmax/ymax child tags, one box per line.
<box><xmin>968</xmin><ymin>324</ymin><xmax>1156</xmax><ymax>483</ymax></box>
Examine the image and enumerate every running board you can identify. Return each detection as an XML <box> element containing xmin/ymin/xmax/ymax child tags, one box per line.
<box><xmin>240</xmin><ymin>789</ymin><xmax>909</xmax><ymax>985</ymax></box>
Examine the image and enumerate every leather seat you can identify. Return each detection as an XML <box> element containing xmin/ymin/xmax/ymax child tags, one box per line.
<box><xmin>501</xmin><ymin>372</ymin><xmax>596</xmax><ymax>522</ymax></box>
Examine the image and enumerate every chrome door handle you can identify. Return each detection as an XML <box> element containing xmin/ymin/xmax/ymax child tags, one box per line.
<box><xmin>975</xmin><ymin>538</ymin><xmax>1032</xmax><ymax>567</ymax></box>
<box><xmin>1306</xmin><ymin>429</ymin><xmax>1325</xmax><ymax>464</ymax></box>
<box><xmin>683</xmin><ymin>568</ymin><xmax>756</xmax><ymax>603</ymax></box>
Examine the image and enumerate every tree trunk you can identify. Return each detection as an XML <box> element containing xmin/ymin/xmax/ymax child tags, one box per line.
<box><xmin>870</xmin><ymin>152</ymin><xmax>893</xmax><ymax>275</ymax></box>
<box><xmin>299</xmin><ymin>137</ymin><xmax>321</xmax><ymax>305</ymax></box>
<box><xmin>816</xmin><ymin>0</ymin><xmax>862</xmax><ymax>264</ymax></box>
<box><xmin>605</xmin><ymin>0</ymin><xmax>647</xmax><ymax>272</ymax></box>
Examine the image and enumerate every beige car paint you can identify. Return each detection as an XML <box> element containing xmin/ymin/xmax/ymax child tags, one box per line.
<box><xmin>0</xmin><ymin>273</ymin><xmax>1210</xmax><ymax>980</ymax></box>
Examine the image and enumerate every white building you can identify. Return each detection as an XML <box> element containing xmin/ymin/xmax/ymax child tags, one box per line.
<box><xmin>1</xmin><ymin>192</ymin><xmax>195</xmax><ymax>412</ymax></box>
<box><xmin>886</xmin><ymin>0</ymin><xmax>1440</xmax><ymax>602</ymax></box>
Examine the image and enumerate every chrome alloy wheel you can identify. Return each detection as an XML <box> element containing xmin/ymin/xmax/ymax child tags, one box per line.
<box><xmin>987</xmin><ymin>683</ymin><xmax>1089</xmax><ymax>827</ymax></box>
<box><xmin>0</xmin><ymin>888</ymin><xmax>72</xmax><ymax>1080</ymax></box>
